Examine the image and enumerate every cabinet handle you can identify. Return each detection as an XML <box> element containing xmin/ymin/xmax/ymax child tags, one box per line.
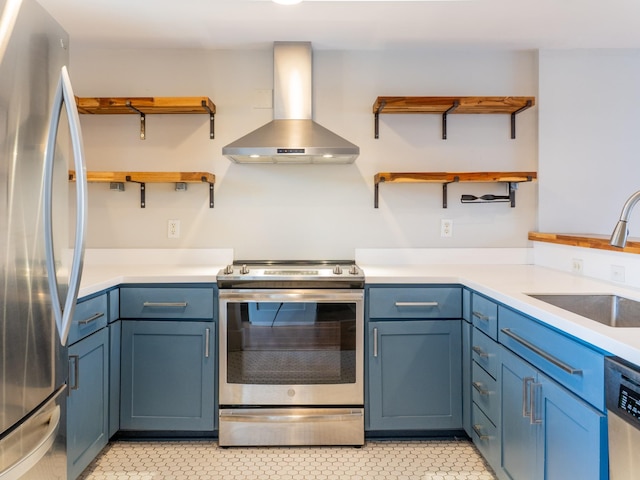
<box><xmin>472</xmin><ymin>311</ymin><xmax>490</xmax><ymax>321</ymax></box>
<box><xmin>522</xmin><ymin>377</ymin><xmax>534</xmax><ymax>419</ymax></box>
<box><xmin>472</xmin><ymin>381</ymin><xmax>489</xmax><ymax>396</ymax></box>
<box><xmin>373</xmin><ymin>327</ymin><xmax>378</xmax><ymax>358</ymax></box>
<box><xmin>205</xmin><ymin>328</ymin><xmax>210</xmax><ymax>358</ymax></box>
<box><xmin>472</xmin><ymin>424</ymin><xmax>489</xmax><ymax>441</ymax></box>
<box><xmin>530</xmin><ymin>382</ymin><xmax>542</xmax><ymax>425</ymax></box>
<box><xmin>69</xmin><ymin>355</ymin><xmax>80</xmax><ymax>391</ymax></box>
<box><xmin>142</xmin><ymin>301</ymin><xmax>188</xmax><ymax>308</ymax></box>
<box><xmin>501</xmin><ymin>328</ymin><xmax>582</xmax><ymax>375</ymax></box>
<box><xmin>472</xmin><ymin>345</ymin><xmax>489</xmax><ymax>358</ymax></box>
<box><xmin>78</xmin><ymin>312</ymin><xmax>104</xmax><ymax>326</ymax></box>
<box><xmin>394</xmin><ymin>301</ymin><xmax>439</xmax><ymax>307</ymax></box>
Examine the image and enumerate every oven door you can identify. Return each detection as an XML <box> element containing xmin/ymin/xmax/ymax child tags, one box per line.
<box><xmin>218</xmin><ymin>289</ymin><xmax>364</xmax><ymax>406</ymax></box>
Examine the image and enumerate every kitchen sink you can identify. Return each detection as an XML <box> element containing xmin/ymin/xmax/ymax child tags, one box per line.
<box><xmin>527</xmin><ymin>294</ymin><xmax>640</xmax><ymax>327</ymax></box>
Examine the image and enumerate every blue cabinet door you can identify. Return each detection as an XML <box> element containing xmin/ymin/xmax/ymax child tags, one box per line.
<box><xmin>108</xmin><ymin>320</ymin><xmax>121</xmax><ymax>438</ymax></box>
<box><xmin>120</xmin><ymin>320</ymin><xmax>215</xmax><ymax>431</ymax></box>
<box><xmin>499</xmin><ymin>347</ymin><xmax>539</xmax><ymax>480</ymax></box>
<box><xmin>367</xmin><ymin>320</ymin><xmax>462</xmax><ymax>431</ymax></box>
<box><xmin>539</xmin><ymin>373</ymin><xmax>607</xmax><ymax>480</ymax></box>
<box><xmin>67</xmin><ymin>328</ymin><xmax>109</xmax><ymax>480</ymax></box>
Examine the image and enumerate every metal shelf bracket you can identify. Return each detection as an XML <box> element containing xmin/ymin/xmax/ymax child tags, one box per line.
<box><xmin>125</xmin><ymin>101</ymin><xmax>146</xmax><ymax>140</ymax></box>
<box><xmin>510</xmin><ymin>99</ymin><xmax>532</xmax><ymax>139</ymax></box>
<box><xmin>374</xmin><ymin>99</ymin><xmax>387</xmax><ymax>139</ymax></box>
<box><xmin>202</xmin><ymin>100</ymin><xmax>215</xmax><ymax>139</ymax></box>
<box><xmin>442</xmin><ymin>176</ymin><xmax>460</xmax><ymax>208</ymax></box>
<box><xmin>442</xmin><ymin>101</ymin><xmax>459</xmax><ymax>140</ymax></box>
<box><xmin>125</xmin><ymin>176</ymin><xmax>146</xmax><ymax>208</ymax></box>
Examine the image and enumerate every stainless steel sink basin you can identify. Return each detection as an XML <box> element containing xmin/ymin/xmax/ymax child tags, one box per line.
<box><xmin>528</xmin><ymin>294</ymin><xmax>640</xmax><ymax>327</ymax></box>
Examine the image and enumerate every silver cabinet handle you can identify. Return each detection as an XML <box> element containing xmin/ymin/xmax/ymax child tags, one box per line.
<box><xmin>395</xmin><ymin>301</ymin><xmax>439</xmax><ymax>307</ymax></box>
<box><xmin>501</xmin><ymin>328</ymin><xmax>582</xmax><ymax>375</ymax></box>
<box><xmin>373</xmin><ymin>327</ymin><xmax>378</xmax><ymax>358</ymax></box>
<box><xmin>530</xmin><ymin>382</ymin><xmax>542</xmax><ymax>425</ymax></box>
<box><xmin>142</xmin><ymin>302</ymin><xmax>188</xmax><ymax>308</ymax></box>
<box><xmin>472</xmin><ymin>424</ymin><xmax>489</xmax><ymax>441</ymax></box>
<box><xmin>472</xmin><ymin>345</ymin><xmax>489</xmax><ymax>358</ymax></box>
<box><xmin>69</xmin><ymin>355</ymin><xmax>80</xmax><ymax>391</ymax></box>
<box><xmin>472</xmin><ymin>311</ymin><xmax>490</xmax><ymax>321</ymax></box>
<box><xmin>78</xmin><ymin>312</ymin><xmax>105</xmax><ymax>326</ymax></box>
<box><xmin>522</xmin><ymin>377</ymin><xmax>534</xmax><ymax>418</ymax></box>
<box><xmin>205</xmin><ymin>328</ymin><xmax>210</xmax><ymax>358</ymax></box>
<box><xmin>219</xmin><ymin>411</ymin><xmax>363</xmax><ymax>422</ymax></box>
<box><xmin>472</xmin><ymin>381</ymin><xmax>489</xmax><ymax>396</ymax></box>
<box><xmin>44</xmin><ymin>66</ymin><xmax>87</xmax><ymax>347</ymax></box>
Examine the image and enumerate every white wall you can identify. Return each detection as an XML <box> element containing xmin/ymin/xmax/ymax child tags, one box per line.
<box><xmin>70</xmin><ymin>47</ymin><xmax>538</xmax><ymax>260</ymax></box>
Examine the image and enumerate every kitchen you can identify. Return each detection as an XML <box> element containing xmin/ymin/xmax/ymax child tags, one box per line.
<box><xmin>2</xmin><ymin>0</ymin><xmax>640</xmax><ymax>479</ymax></box>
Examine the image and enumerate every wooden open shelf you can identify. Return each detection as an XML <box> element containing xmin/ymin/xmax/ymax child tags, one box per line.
<box><xmin>374</xmin><ymin>171</ymin><xmax>536</xmax><ymax>208</ymax></box>
<box><xmin>528</xmin><ymin>232</ymin><xmax>640</xmax><ymax>255</ymax></box>
<box><xmin>69</xmin><ymin>171</ymin><xmax>215</xmax><ymax>208</ymax></box>
<box><xmin>75</xmin><ymin>96</ymin><xmax>216</xmax><ymax>139</ymax></box>
<box><xmin>372</xmin><ymin>96</ymin><xmax>535</xmax><ymax>139</ymax></box>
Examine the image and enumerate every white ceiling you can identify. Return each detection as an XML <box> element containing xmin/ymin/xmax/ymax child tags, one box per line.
<box><xmin>37</xmin><ymin>0</ymin><xmax>640</xmax><ymax>51</ymax></box>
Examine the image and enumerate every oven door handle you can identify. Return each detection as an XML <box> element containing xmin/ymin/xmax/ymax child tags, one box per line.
<box><xmin>219</xmin><ymin>411</ymin><xmax>363</xmax><ymax>422</ymax></box>
<box><xmin>395</xmin><ymin>301</ymin><xmax>439</xmax><ymax>307</ymax></box>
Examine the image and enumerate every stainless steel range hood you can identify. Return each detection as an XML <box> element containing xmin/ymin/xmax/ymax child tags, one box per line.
<box><xmin>223</xmin><ymin>42</ymin><xmax>359</xmax><ymax>164</ymax></box>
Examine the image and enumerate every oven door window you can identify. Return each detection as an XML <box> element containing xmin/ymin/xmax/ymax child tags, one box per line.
<box><xmin>226</xmin><ymin>302</ymin><xmax>357</xmax><ymax>385</ymax></box>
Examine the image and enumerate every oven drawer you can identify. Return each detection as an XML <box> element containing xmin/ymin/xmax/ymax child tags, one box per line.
<box><xmin>120</xmin><ymin>286</ymin><xmax>214</xmax><ymax>320</ymax></box>
<box><xmin>368</xmin><ymin>286</ymin><xmax>462</xmax><ymax>319</ymax></box>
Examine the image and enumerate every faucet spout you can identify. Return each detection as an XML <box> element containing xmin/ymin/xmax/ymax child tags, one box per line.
<box><xmin>610</xmin><ymin>190</ymin><xmax>640</xmax><ymax>248</ymax></box>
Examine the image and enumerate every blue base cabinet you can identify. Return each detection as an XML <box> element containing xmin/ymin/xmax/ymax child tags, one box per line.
<box><xmin>120</xmin><ymin>320</ymin><xmax>215</xmax><ymax>431</ymax></box>
<box><xmin>500</xmin><ymin>347</ymin><xmax>607</xmax><ymax>480</ymax></box>
<box><xmin>67</xmin><ymin>328</ymin><xmax>109</xmax><ymax>480</ymax></box>
<box><xmin>367</xmin><ymin>319</ymin><xmax>462</xmax><ymax>431</ymax></box>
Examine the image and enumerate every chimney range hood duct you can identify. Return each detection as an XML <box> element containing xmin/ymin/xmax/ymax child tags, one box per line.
<box><xmin>222</xmin><ymin>42</ymin><xmax>359</xmax><ymax>164</ymax></box>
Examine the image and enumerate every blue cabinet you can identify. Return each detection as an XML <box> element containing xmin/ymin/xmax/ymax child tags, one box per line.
<box><xmin>67</xmin><ymin>328</ymin><xmax>109</xmax><ymax>480</ymax></box>
<box><xmin>500</xmin><ymin>347</ymin><xmax>607</xmax><ymax>480</ymax></box>
<box><xmin>367</xmin><ymin>319</ymin><xmax>462</xmax><ymax>431</ymax></box>
<box><xmin>120</xmin><ymin>320</ymin><xmax>216</xmax><ymax>431</ymax></box>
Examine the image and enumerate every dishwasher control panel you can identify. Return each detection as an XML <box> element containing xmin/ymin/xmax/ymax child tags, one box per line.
<box><xmin>618</xmin><ymin>384</ymin><xmax>640</xmax><ymax>420</ymax></box>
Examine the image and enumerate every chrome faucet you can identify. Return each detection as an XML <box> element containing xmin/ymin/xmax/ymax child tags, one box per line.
<box><xmin>610</xmin><ymin>190</ymin><xmax>640</xmax><ymax>248</ymax></box>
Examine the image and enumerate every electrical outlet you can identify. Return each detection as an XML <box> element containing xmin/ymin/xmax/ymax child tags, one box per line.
<box><xmin>611</xmin><ymin>265</ymin><xmax>626</xmax><ymax>282</ymax></box>
<box><xmin>441</xmin><ymin>219</ymin><xmax>453</xmax><ymax>238</ymax></box>
<box><xmin>571</xmin><ymin>258</ymin><xmax>583</xmax><ymax>275</ymax></box>
<box><xmin>167</xmin><ymin>219</ymin><xmax>180</xmax><ymax>239</ymax></box>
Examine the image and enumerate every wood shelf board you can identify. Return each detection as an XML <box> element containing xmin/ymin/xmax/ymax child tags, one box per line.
<box><xmin>528</xmin><ymin>232</ymin><xmax>640</xmax><ymax>255</ymax></box>
<box><xmin>69</xmin><ymin>171</ymin><xmax>215</xmax><ymax>184</ymax></box>
<box><xmin>375</xmin><ymin>171</ymin><xmax>537</xmax><ymax>185</ymax></box>
<box><xmin>373</xmin><ymin>96</ymin><xmax>535</xmax><ymax>115</ymax></box>
<box><xmin>76</xmin><ymin>97</ymin><xmax>216</xmax><ymax>115</ymax></box>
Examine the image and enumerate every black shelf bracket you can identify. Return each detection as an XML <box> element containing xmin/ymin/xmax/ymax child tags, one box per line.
<box><xmin>125</xmin><ymin>176</ymin><xmax>146</xmax><ymax>208</ymax></box>
<box><xmin>202</xmin><ymin>100</ymin><xmax>215</xmax><ymax>139</ymax></box>
<box><xmin>374</xmin><ymin>178</ymin><xmax>384</xmax><ymax>208</ymax></box>
<box><xmin>442</xmin><ymin>176</ymin><xmax>460</xmax><ymax>208</ymax></box>
<box><xmin>442</xmin><ymin>101</ymin><xmax>459</xmax><ymax>140</ymax></box>
<box><xmin>202</xmin><ymin>176</ymin><xmax>215</xmax><ymax>208</ymax></box>
<box><xmin>510</xmin><ymin>99</ymin><xmax>532</xmax><ymax>139</ymax></box>
<box><xmin>374</xmin><ymin>99</ymin><xmax>387</xmax><ymax>139</ymax></box>
<box><xmin>125</xmin><ymin>101</ymin><xmax>146</xmax><ymax>140</ymax></box>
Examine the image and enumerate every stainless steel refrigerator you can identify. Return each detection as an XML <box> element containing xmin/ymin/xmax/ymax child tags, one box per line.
<box><xmin>0</xmin><ymin>0</ymin><xmax>88</xmax><ymax>478</ymax></box>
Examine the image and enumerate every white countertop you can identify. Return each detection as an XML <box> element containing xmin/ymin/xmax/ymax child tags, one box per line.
<box><xmin>78</xmin><ymin>258</ymin><xmax>640</xmax><ymax>366</ymax></box>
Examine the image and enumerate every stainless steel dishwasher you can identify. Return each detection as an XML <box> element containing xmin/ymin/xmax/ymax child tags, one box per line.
<box><xmin>605</xmin><ymin>356</ymin><xmax>640</xmax><ymax>479</ymax></box>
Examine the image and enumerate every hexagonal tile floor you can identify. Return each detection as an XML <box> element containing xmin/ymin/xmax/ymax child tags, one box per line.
<box><xmin>78</xmin><ymin>438</ymin><xmax>496</xmax><ymax>479</ymax></box>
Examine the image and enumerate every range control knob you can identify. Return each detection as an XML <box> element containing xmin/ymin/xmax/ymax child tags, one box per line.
<box><xmin>333</xmin><ymin>264</ymin><xmax>343</xmax><ymax>275</ymax></box>
<box><xmin>223</xmin><ymin>264</ymin><xmax>234</xmax><ymax>274</ymax></box>
<box><xmin>349</xmin><ymin>265</ymin><xmax>359</xmax><ymax>275</ymax></box>
<box><xmin>240</xmin><ymin>264</ymin><xmax>250</xmax><ymax>275</ymax></box>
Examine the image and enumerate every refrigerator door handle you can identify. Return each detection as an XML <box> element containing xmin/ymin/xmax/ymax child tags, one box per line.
<box><xmin>44</xmin><ymin>66</ymin><xmax>88</xmax><ymax>346</ymax></box>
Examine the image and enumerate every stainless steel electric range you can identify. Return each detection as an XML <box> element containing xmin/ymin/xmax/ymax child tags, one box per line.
<box><xmin>216</xmin><ymin>261</ymin><xmax>365</xmax><ymax>447</ymax></box>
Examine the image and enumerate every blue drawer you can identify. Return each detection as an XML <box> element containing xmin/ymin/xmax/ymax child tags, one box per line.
<box><xmin>120</xmin><ymin>286</ymin><xmax>214</xmax><ymax>320</ymax></box>
<box><xmin>471</xmin><ymin>293</ymin><xmax>498</xmax><ymax>340</ymax></box>
<box><xmin>108</xmin><ymin>288</ymin><xmax>119</xmax><ymax>323</ymax></box>
<box><xmin>68</xmin><ymin>293</ymin><xmax>108</xmax><ymax>345</ymax></box>
<box><xmin>498</xmin><ymin>306</ymin><xmax>606</xmax><ymax>411</ymax></box>
<box><xmin>368</xmin><ymin>286</ymin><xmax>462</xmax><ymax>319</ymax></box>
<box><xmin>472</xmin><ymin>361</ymin><xmax>499</xmax><ymax>425</ymax></box>
<box><xmin>472</xmin><ymin>328</ymin><xmax>500</xmax><ymax>380</ymax></box>
<box><xmin>471</xmin><ymin>402</ymin><xmax>499</xmax><ymax>470</ymax></box>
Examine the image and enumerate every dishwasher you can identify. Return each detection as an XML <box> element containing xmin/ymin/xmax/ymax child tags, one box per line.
<box><xmin>605</xmin><ymin>356</ymin><xmax>640</xmax><ymax>479</ymax></box>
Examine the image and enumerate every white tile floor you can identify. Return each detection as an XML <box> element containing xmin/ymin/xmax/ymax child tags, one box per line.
<box><xmin>78</xmin><ymin>438</ymin><xmax>496</xmax><ymax>480</ymax></box>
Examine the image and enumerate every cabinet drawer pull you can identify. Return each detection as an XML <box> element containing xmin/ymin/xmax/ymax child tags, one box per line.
<box><xmin>142</xmin><ymin>301</ymin><xmax>188</xmax><ymax>308</ymax></box>
<box><xmin>78</xmin><ymin>312</ymin><xmax>104</xmax><ymax>325</ymax></box>
<box><xmin>394</xmin><ymin>301</ymin><xmax>439</xmax><ymax>307</ymax></box>
<box><xmin>501</xmin><ymin>328</ymin><xmax>582</xmax><ymax>375</ymax></box>
<box><xmin>522</xmin><ymin>377</ymin><xmax>534</xmax><ymax>418</ymax></box>
<box><xmin>69</xmin><ymin>355</ymin><xmax>80</xmax><ymax>391</ymax></box>
<box><xmin>530</xmin><ymin>382</ymin><xmax>542</xmax><ymax>425</ymax></box>
<box><xmin>472</xmin><ymin>424</ymin><xmax>489</xmax><ymax>441</ymax></box>
<box><xmin>205</xmin><ymin>328</ymin><xmax>210</xmax><ymax>358</ymax></box>
<box><xmin>472</xmin><ymin>345</ymin><xmax>489</xmax><ymax>358</ymax></box>
<box><xmin>472</xmin><ymin>311</ymin><xmax>490</xmax><ymax>321</ymax></box>
<box><xmin>373</xmin><ymin>327</ymin><xmax>379</xmax><ymax>358</ymax></box>
<box><xmin>472</xmin><ymin>381</ymin><xmax>489</xmax><ymax>396</ymax></box>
